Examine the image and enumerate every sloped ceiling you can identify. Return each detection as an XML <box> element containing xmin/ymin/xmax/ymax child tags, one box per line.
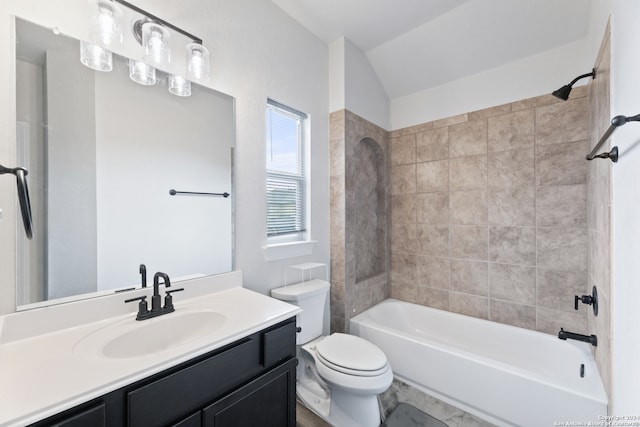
<box><xmin>272</xmin><ymin>0</ymin><xmax>592</xmax><ymax>98</ymax></box>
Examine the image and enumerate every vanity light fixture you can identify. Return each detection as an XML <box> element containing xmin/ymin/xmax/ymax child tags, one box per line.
<box><xmin>129</xmin><ymin>59</ymin><xmax>156</xmax><ymax>85</ymax></box>
<box><xmin>552</xmin><ymin>68</ymin><xmax>596</xmax><ymax>100</ymax></box>
<box><xmin>80</xmin><ymin>40</ymin><xmax>113</xmax><ymax>72</ymax></box>
<box><xmin>168</xmin><ymin>75</ymin><xmax>191</xmax><ymax>97</ymax></box>
<box><xmin>90</xmin><ymin>0</ymin><xmax>124</xmax><ymax>48</ymax></box>
<box><xmin>82</xmin><ymin>0</ymin><xmax>211</xmax><ymax>95</ymax></box>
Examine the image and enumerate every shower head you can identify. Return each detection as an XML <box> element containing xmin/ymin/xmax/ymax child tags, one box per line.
<box><xmin>552</xmin><ymin>68</ymin><xmax>596</xmax><ymax>100</ymax></box>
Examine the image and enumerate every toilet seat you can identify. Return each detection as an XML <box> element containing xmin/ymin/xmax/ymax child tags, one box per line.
<box><xmin>314</xmin><ymin>333</ymin><xmax>389</xmax><ymax>377</ymax></box>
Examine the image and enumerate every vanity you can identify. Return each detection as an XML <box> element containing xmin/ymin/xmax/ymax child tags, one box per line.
<box><xmin>0</xmin><ymin>272</ymin><xmax>301</xmax><ymax>427</ymax></box>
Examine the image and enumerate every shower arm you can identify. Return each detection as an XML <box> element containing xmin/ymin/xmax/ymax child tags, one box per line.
<box><xmin>586</xmin><ymin>113</ymin><xmax>640</xmax><ymax>162</ymax></box>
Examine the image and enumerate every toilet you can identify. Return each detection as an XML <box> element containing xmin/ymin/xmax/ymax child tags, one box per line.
<box><xmin>271</xmin><ymin>279</ymin><xmax>393</xmax><ymax>427</ymax></box>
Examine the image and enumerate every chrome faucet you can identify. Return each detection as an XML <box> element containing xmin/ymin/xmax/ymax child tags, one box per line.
<box><xmin>125</xmin><ymin>272</ymin><xmax>184</xmax><ymax>320</ymax></box>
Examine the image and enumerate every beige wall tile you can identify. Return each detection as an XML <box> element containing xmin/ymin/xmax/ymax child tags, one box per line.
<box><xmin>390</xmin><ymin>283</ymin><xmax>417</xmax><ymax>302</ymax></box>
<box><xmin>490</xmin><ymin>299</ymin><xmax>536</xmax><ymax>330</ymax></box>
<box><xmin>391</xmin><ymin>164</ymin><xmax>416</xmax><ymax>195</ymax></box>
<box><xmin>450</xmin><ymin>259</ymin><xmax>488</xmax><ymax>296</ymax></box>
<box><xmin>450</xmin><ymin>225</ymin><xmax>488</xmax><ymax>260</ymax></box>
<box><xmin>416</xmin><ymin>287</ymin><xmax>449</xmax><ymax>311</ymax></box>
<box><xmin>391</xmin><ymin>251</ymin><xmax>416</xmax><ymax>287</ymax></box>
<box><xmin>489</xmin><ymin>226</ymin><xmax>536</xmax><ymax>265</ymax></box>
<box><xmin>449</xmin><ymin>155</ymin><xmax>487</xmax><ymax>191</ymax></box>
<box><xmin>391</xmin><ymin>194</ymin><xmax>416</xmax><ymax>224</ymax></box>
<box><xmin>391</xmin><ymin>223</ymin><xmax>418</xmax><ymax>253</ymax></box>
<box><xmin>488</xmin><ymin>109</ymin><xmax>535</xmax><ymax>152</ymax></box>
<box><xmin>417</xmin><ymin>127</ymin><xmax>448</xmax><ymax>163</ymax></box>
<box><xmin>450</xmin><ymin>190</ymin><xmax>488</xmax><ymax>225</ymax></box>
<box><xmin>433</xmin><ymin>113</ymin><xmax>468</xmax><ymax>128</ymax></box>
<box><xmin>468</xmin><ymin>103</ymin><xmax>512</xmax><ymax>121</ymax></box>
<box><xmin>536</xmin><ymin>184</ymin><xmax>587</xmax><ymax>227</ymax></box>
<box><xmin>489</xmin><ymin>263</ymin><xmax>536</xmax><ymax>305</ymax></box>
<box><xmin>536</xmin><ymin>140</ymin><xmax>588</xmax><ymax>186</ymax></box>
<box><xmin>537</xmin><ymin>269</ymin><xmax>587</xmax><ymax>312</ymax></box>
<box><xmin>536</xmin><ymin>97</ymin><xmax>588</xmax><ymax>145</ymax></box>
<box><xmin>416</xmin><ymin>225</ymin><xmax>449</xmax><ymax>257</ymax></box>
<box><xmin>450</xmin><ymin>292</ymin><xmax>489</xmax><ymax>319</ymax></box>
<box><xmin>488</xmin><ymin>147</ymin><xmax>535</xmax><ymax>188</ymax></box>
<box><xmin>417</xmin><ymin>159</ymin><xmax>449</xmax><ymax>193</ymax></box>
<box><xmin>449</xmin><ymin>120</ymin><xmax>487</xmax><ymax>158</ymax></box>
<box><xmin>416</xmin><ymin>192</ymin><xmax>449</xmax><ymax>224</ymax></box>
<box><xmin>417</xmin><ymin>255</ymin><xmax>450</xmax><ymax>290</ymax></box>
<box><xmin>537</xmin><ymin>306</ymin><xmax>587</xmax><ymax>335</ymax></box>
<box><xmin>537</xmin><ymin>227</ymin><xmax>587</xmax><ymax>271</ymax></box>
<box><xmin>390</xmin><ymin>134</ymin><xmax>416</xmax><ymax>166</ymax></box>
<box><xmin>488</xmin><ymin>187</ymin><xmax>535</xmax><ymax>226</ymax></box>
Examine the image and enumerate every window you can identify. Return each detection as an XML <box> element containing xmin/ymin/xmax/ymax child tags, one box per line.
<box><xmin>266</xmin><ymin>99</ymin><xmax>307</xmax><ymax>242</ymax></box>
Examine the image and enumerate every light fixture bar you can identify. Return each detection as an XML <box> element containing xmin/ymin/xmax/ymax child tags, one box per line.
<box><xmin>112</xmin><ymin>0</ymin><xmax>203</xmax><ymax>44</ymax></box>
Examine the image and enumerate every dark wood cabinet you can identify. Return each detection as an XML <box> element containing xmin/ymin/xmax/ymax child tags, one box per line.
<box><xmin>31</xmin><ymin>318</ymin><xmax>296</xmax><ymax>427</ymax></box>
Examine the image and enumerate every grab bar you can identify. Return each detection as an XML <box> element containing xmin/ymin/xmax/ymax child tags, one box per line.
<box><xmin>587</xmin><ymin>113</ymin><xmax>640</xmax><ymax>162</ymax></box>
<box><xmin>0</xmin><ymin>164</ymin><xmax>33</xmax><ymax>239</ymax></box>
<box><xmin>169</xmin><ymin>189</ymin><xmax>230</xmax><ymax>198</ymax></box>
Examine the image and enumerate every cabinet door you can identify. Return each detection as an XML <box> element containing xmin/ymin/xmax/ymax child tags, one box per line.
<box><xmin>202</xmin><ymin>358</ymin><xmax>296</xmax><ymax>427</ymax></box>
<box><xmin>171</xmin><ymin>411</ymin><xmax>201</xmax><ymax>427</ymax></box>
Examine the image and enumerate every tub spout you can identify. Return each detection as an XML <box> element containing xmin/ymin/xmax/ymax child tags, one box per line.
<box><xmin>558</xmin><ymin>328</ymin><xmax>597</xmax><ymax>347</ymax></box>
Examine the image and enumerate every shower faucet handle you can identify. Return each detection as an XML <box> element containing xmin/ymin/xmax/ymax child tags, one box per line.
<box><xmin>574</xmin><ymin>286</ymin><xmax>599</xmax><ymax>316</ymax></box>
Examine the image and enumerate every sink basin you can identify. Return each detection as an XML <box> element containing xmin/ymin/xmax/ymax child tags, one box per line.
<box><xmin>74</xmin><ymin>309</ymin><xmax>226</xmax><ymax>359</ymax></box>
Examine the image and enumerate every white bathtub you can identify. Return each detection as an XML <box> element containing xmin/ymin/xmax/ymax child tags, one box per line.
<box><xmin>350</xmin><ymin>299</ymin><xmax>607</xmax><ymax>427</ymax></box>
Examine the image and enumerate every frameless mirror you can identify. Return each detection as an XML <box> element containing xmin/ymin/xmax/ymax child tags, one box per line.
<box><xmin>15</xmin><ymin>18</ymin><xmax>235</xmax><ymax>309</ymax></box>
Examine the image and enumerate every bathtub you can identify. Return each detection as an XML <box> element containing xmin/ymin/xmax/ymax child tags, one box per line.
<box><xmin>350</xmin><ymin>299</ymin><xmax>607</xmax><ymax>427</ymax></box>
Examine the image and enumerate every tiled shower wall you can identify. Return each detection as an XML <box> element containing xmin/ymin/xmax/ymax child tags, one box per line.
<box><xmin>388</xmin><ymin>88</ymin><xmax>591</xmax><ymax>334</ymax></box>
<box><xmin>330</xmin><ymin>110</ymin><xmax>390</xmax><ymax>333</ymax></box>
<box><xmin>587</xmin><ymin>21</ymin><xmax>612</xmax><ymax>401</ymax></box>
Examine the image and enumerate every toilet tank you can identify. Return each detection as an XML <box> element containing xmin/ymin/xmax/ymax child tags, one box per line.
<box><xmin>271</xmin><ymin>279</ymin><xmax>330</xmax><ymax>344</ymax></box>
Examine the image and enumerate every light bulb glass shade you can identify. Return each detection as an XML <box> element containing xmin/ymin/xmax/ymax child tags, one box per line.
<box><xmin>129</xmin><ymin>59</ymin><xmax>156</xmax><ymax>85</ymax></box>
<box><xmin>90</xmin><ymin>0</ymin><xmax>123</xmax><ymax>48</ymax></box>
<box><xmin>80</xmin><ymin>41</ymin><xmax>113</xmax><ymax>72</ymax></box>
<box><xmin>168</xmin><ymin>75</ymin><xmax>191</xmax><ymax>97</ymax></box>
<box><xmin>142</xmin><ymin>21</ymin><xmax>170</xmax><ymax>67</ymax></box>
<box><xmin>186</xmin><ymin>42</ymin><xmax>210</xmax><ymax>82</ymax></box>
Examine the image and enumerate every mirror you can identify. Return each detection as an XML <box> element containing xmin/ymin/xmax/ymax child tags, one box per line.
<box><xmin>15</xmin><ymin>18</ymin><xmax>235</xmax><ymax>309</ymax></box>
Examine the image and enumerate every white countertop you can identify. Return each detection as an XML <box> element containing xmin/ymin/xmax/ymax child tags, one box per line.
<box><xmin>0</xmin><ymin>273</ymin><xmax>300</xmax><ymax>426</ymax></box>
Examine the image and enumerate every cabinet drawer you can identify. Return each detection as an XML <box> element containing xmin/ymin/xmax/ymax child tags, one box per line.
<box><xmin>262</xmin><ymin>319</ymin><xmax>296</xmax><ymax>368</ymax></box>
<box><xmin>30</xmin><ymin>402</ymin><xmax>105</xmax><ymax>427</ymax></box>
<box><xmin>128</xmin><ymin>337</ymin><xmax>260</xmax><ymax>427</ymax></box>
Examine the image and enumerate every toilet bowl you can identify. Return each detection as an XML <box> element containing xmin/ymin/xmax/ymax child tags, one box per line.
<box><xmin>298</xmin><ymin>334</ymin><xmax>393</xmax><ymax>427</ymax></box>
<box><xmin>271</xmin><ymin>279</ymin><xmax>392</xmax><ymax>427</ymax></box>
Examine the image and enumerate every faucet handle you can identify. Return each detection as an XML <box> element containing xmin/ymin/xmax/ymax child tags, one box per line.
<box><xmin>163</xmin><ymin>288</ymin><xmax>184</xmax><ymax>311</ymax></box>
<box><xmin>125</xmin><ymin>295</ymin><xmax>149</xmax><ymax>320</ymax></box>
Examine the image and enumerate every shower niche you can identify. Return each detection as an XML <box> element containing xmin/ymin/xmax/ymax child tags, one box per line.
<box><xmin>352</xmin><ymin>138</ymin><xmax>387</xmax><ymax>283</ymax></box>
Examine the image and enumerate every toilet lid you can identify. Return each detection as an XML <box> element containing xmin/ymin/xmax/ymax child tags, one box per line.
<box><xmin>314</xmin><ymin>333</ymin><xmax>388</xmax><ymax>376</ymax></box>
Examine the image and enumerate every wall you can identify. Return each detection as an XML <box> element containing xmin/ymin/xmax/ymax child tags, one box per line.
<box><xmin>390</xmin><ymin>39</ymin><xmax>591</xmax><ymax>130</ymax></box>
<box><xmin>610</xmin><ymin>0</ymin><xmax>640</xmax><ymax>413</ymax></box>
<box><xmin>0</xmin><ymin>0</ymin><xmax>330</xmax><ymax>314</ymax></box>
<box><xmin>329</xmin><ymin>38</ymin><xmax>390</xmax><ymax>131</ymax></box>
<box><xmin>388</xmin><ymin>88</ymin><xmax>590</xmax><ymax>335</ymax></box>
